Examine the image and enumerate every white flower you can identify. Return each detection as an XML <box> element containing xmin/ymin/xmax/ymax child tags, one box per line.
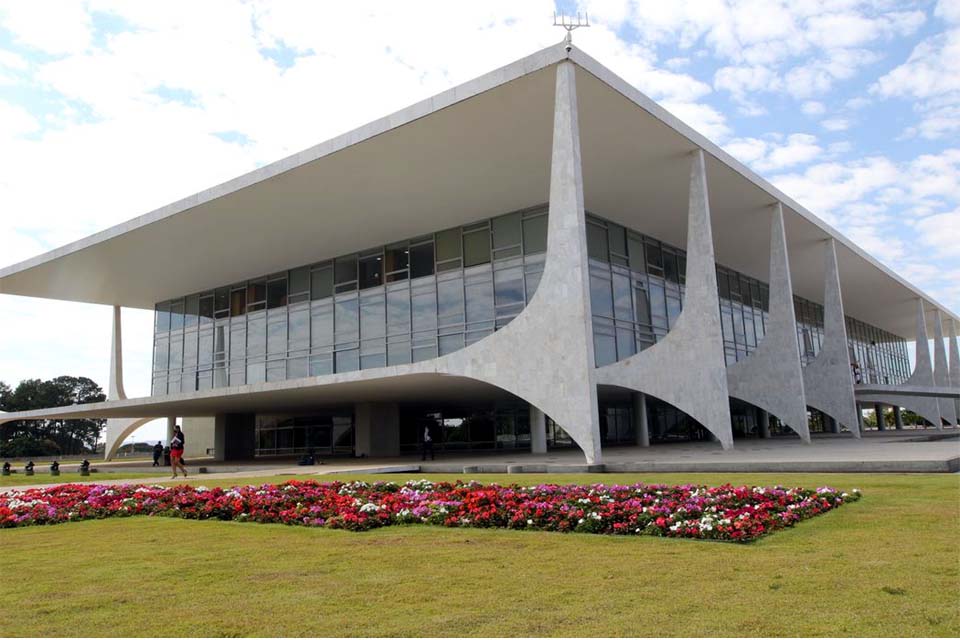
<box><xmin>527</xmin><ymin>519</ymin><xmax>533</xmax><ymax>525</ymax></box>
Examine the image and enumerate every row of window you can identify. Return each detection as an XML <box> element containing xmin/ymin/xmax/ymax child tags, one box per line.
<box><xmin>585</xmin><ymin>214</ymin><xmax>910</xmax><ymax>382</ymax></box>
<box><xmin>151</xmin><ymin>208</ymin><xmax>547</xmax><ymax>394</ymax></box>
<box><xmin>152</xmin><ymin>207</ymin><xmax>912</xmax><ymax>394</ymax></box>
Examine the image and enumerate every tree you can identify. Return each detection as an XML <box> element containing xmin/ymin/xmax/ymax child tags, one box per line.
<box><xmin>0</xmin><ymin>377</ymin><xmax>106</xmax><ymax>456</ymax></box>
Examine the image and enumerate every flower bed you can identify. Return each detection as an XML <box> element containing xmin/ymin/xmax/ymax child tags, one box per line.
<box><xmin>0</xmin><ymin>480</ymin><xmax>861</xmax><ymax>542</ymax></box>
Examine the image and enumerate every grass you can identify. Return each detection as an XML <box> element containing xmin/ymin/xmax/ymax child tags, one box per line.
<box><xmin>0</xmin><ymin>472</ymin><xmax>165</xmax><ymax>488</ymax></box>
<box><xmin>1</xmin><ymin>472</ymin><xmax>958</xmax><ymax>637</ymax></box>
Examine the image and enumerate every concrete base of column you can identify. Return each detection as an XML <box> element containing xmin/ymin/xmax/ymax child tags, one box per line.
<box><xmin>530</xmin><ymin>405</ymin><xmax>547</xmax><ymax>454</ymax></box>
<box><xmin>633</xmin><ymin>392</ymin><xmax>649</xmax><ymax>447</ymax></box>
<box><xmin>856</xmin><ymin>404</ymin><xmax>865</xmax><ymax>432</ymax></box>
<box><xmin>893</xmin><ymin>406</ymin><xmax>904</xmax><ymax>430</ymax></box>
<box><xmin>166</xmin><ymin>416</ymin><xmax>176</xmax><ymax>443</ymax></box>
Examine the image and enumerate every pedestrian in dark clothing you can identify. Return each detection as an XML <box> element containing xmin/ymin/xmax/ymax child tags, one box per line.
<box><xmin>152</xmin><ymin>441</ymin><xmax>163</xmax><ymax>467</ymax></box>
<box><xmin>421</xmin><ymin>426</ymin><xmax>435</xmax><ymax>461</ymax></box>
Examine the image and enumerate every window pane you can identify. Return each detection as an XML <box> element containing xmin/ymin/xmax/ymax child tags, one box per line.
<box><xmin>613</xmin><ymin>272</ymin><xmax>633</xmax><ymax>321</ymax></box>
<box><xmin>385</xmin><ymin>243</ymin><xmax>409</xmax><ymax>274</ymax></box>
<box><xmin>494</xmin><ymin>267</ymin><xmax>524</xmax><ymax>308</ymax></box>
<box><xmin>359</xmin><ymin>254</ymin><xmax>383</xmax><ymax>289</ymax></box>
<box><xmin>335</xmin><ymin>349</ymin><xmax>359</xmax><ymax>373</ymax></box>
<box><xmin>153</xmin><ymin>338</ymin><xmax>168</xmax><ymax>371</ymax></box>
<box><xmin>437</xmin><ymin>277</ymin><xmax>465</xmax><ymax>325</ymax></box>
<box><xmin>608</xmin><ymin>222</ymin><xmax>627</xmax><ymax>257</ymax></box>
<box><xmin>311</xmin><ymin>267</ymin><xmax>333</xmax><ymax>299</ymax></box>
<box><xmin>635</xmin><ymin>285</ymin><xmax>651</xmax><ymax>325</ymax></box>
<box><xmin>412</xmin><ymin>285</ymin><xmax>437</xmax><ymax>331</ymax></box>
<box><xmin>590</xmin><ymin>273</ymin><xmax>614</xmax><ymax>318</ymax></box>
<box><xmin>435</xmin><ymin>228</ymin><xmax>461</xmax><ymax>263</ymax></box>
<box><xmin>248</xmin><ymin>281</ymin><xmax>267</xmax><ymax>305</ymax></box>
<box><xmin>310</xmin><ymin>301</ymin><xmax>333</xmax><ymax>348</ymax></box>
<box><xmin>214</xmin><ymin>288</ymin><xmax>230</xmax><ymax>314</ymax></box>
<box><xmin>289</xmin><ymin>267</ymin><xmax>310</xmax><ymax>294</ymax></box>
<box><xmin>594</xmin><ymin>330</ymin><xmax>617</xmax><ymax>367</ymax></box>
<box><xmin>335</xmin><ymin>296</ymin><xmax>359</xmax><ymax>343</ymax></box>
<box><xmin>439</xmin><ymin>333</ymin><xmax>465</xmax><ymax>356</ymax></box>
<box><xmin>199</xmin><ymin>296</ymin><xmax>214</xmax><ymax>324</ymax></box>
<box><xmin>335</xmin><ymin>256</ymin><xmax>358</xmax><ymax>289</ymax></box>
<box><xmin>463</xmin><ymin>231</ymin><xmax>491</xmax><ymax>267</ymax></box>
<box><xmin>387</xmin><ymin>289</ymin><xmax>411</xmax><ymax>334</ymax></box>
<box><xmin>230</xmin><ymin>289</ymin><xmax>246</xmax><ymax>317</ymax></box>
<box><xmin>522</xmin><ymin>215</ymin><xmax>548</xmax><ymax>254</ymax></box>
<box><xmin>155</xmin><ymin>303</ymin><xmax>170</xmax><ymax>332</ymax></box>
<box><xmin>492</xmin><ymin>213</ymin><xmax>521</xmax><ymax>250</ymax></box>
<box><xmin>247</xmin><ymin>313</ymin><xmax>266</xmax><ymax>355</ymax></box>
<box><xmin>360</xmin><ymin>296</ymin><xmax>385</xmax><ymax>339</ymax></box>
<box><xmin>587</xmin><ymin>223</ymin><xmax>608</xmax><ymax>261</ymax></box>
<box><xmin>627</xmin><ymin>236</ymin><xmax>645</xmax><ymax>272</ymax></box>
<box><xmin>184</xmin><ymin>295</ymin><xmax>199</xmax><ymax>328</ymax></box>
<box><xmin>466</xmin><ymin>279</ymin><xmax>494</xmax><ymax>323</ymax></box>
<box><xmin>267</xmin><ymin>279</ymin><xmax>287</xmax><ymax>309</ymax></box>
<box><xmin>410</xmin><ymin>243</ymin><xmax>434</xmax><ymax>278</ymax></box>
<box><xmin>169</xmin><ymin>300</ymin><xmax>184</xmax><ymax>331</ymax></box>
<box><xmin>289</xmin><ymin>305</ymin><xmax>309</xmax><ymax>351</ymax></box>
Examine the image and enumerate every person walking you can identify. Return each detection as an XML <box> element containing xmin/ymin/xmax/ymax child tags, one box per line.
<box><xmin>152</xmin><ymin>441</ymin><xmax>163</xmax><ymax>467</ymax></box>
<box><xmin>421</xmin><ymin>425</ymin><xmax>435</xmax><ymax>461</ymax></box>
<box><xmin>170</xmin><ymin>425</ymin><xmax>187</xmax><ymax>479</ymax></box>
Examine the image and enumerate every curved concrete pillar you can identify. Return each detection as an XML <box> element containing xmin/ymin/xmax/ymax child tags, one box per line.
<box><xmin>594</xmin><ymin>150</ymin><xmax>733</xmax><ymax>449</ymax></box>
<box><xmin>108</xmin><ymin>305</ymin><xmax>126</xmax><ymax>400</ymax></box>
<box><xmin>726</xmin><ymin>203</ymin><xmax>809</xmax><ymax>442</ymax></box>
<box><xmin>950</xmin><ymin>319</ymin><xmax>960</xmax><ymax>423</ymax></box>
<box><xmin>900</xmin><ymin>300</ymin><xmax>942</xmax><ymax>427</ymax></box>
<box><xmin>933</xmin><ymin>310</ymin><xmax>956</xmax><ymax>425</ymax></box>
<box><xmin>423</xmin><ymin>60</ymin><xmax>602</xmax><ymax>463</ymax></box>
<box><xmin>802</xmin><ymin>239</ymin><xmax>860</xmax><ymax>436</ymax></box>
<box><xmin>103</xmin><ymin>417</ymin><xmax>155</xmax><ymax>460</ymax></box>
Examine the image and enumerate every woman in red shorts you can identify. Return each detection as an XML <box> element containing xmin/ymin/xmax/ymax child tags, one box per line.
<box><xmin>170</xmin><ymin>424</ymin><xmax>187</xmax><ymax>479</ymax></box>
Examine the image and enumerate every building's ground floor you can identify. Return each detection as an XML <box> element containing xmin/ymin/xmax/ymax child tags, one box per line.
<box><xmin>176</xmin><ymin>389</ymin><xmax>905</xmax><ymax>462</ymax></box>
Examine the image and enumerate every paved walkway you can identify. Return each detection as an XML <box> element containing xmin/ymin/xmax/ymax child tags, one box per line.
<box><xmin>2</xmin><ymin>430</ymin><xmax>957</xmax><ymax>492</ymax></box>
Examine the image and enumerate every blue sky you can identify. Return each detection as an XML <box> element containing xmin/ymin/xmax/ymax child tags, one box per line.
<box><xmin>0</xmin><ymin>1</ymin><xmax>957</xmax><ymax>442</ymax></box>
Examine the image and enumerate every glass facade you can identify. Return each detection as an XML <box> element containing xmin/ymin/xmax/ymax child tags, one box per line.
<box><xmin>151</xmin><ymin>207</ymin><xmax>547</xmax><ymax>395</ymax></box>
<box><xmin>585</xmin><ymin>214</ymin><xmax>911</xmax><ymax>384</ymax></box>
<box><xmin>153</xmin><ymin>207</ymin><xmax>912</xmax><ymax>397</ymax></box>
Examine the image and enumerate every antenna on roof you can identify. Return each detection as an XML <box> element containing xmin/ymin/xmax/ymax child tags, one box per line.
<box><xmin>553</xmin><ymin>11</ymin><xmax>590</xmax><ymax>52</ymax></box>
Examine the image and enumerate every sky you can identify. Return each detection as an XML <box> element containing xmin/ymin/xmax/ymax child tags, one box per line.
<box><xmin>0</xmin><ymin>0</ymin><xmax>957</xmax><ymax>444</ymax></box>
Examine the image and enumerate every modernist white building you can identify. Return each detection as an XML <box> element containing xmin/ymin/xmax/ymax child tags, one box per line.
<box><xmin>1</xmin><ymin>42</ymin><xmax>958</xmax><ymax>464</ymax></box>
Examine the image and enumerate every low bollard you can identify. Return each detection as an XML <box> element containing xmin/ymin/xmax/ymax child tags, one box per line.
<box><xmin>50</xmin><ymin>461</ymin><xmax>60</xmax><ymax>477</ymax></box>
<box><xmin>25</xmin><ymin>461</ymin><xmax>35</xmax><ymax>477</ymax></box>
<box><xmin>1</xmin><ymin>461</ymin><xmax>10</xmax><ymax>476</ymax></box>
<box><xmin>79</xmin><ymin>459</ymin><xmax>91</xmax><ymax>477</ymax></box>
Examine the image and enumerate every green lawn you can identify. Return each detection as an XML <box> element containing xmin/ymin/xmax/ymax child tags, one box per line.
<box><xmin>1</xmin><ymin>472</ymin><xmax>958</xmax><ymax>637</ymax></box>
<box><xmin>0</xmin><ymin>472</ymin><xmax>165</xmax><ymax>488</ymax></box>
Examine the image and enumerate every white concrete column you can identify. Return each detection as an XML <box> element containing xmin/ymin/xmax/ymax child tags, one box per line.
<box><xmin>166</xmin><ymin>416</ymin><xmax>176</xmax><ymax>443</ymax></box>
<box><xmin>530</xmin><ymin>405</ymin><xmax>547</xmax><ymax>454</ymax></box>
<box><xmin>908</xmin><ymin>299</ymin><xmax>941</xmax><ymax>429</ymax></box>
<box><xmin>108</xmin><ymin>305</ymin><xmax>126</xmax><ymax>400</ymax></box>
<box><xmin>802</xmin><ymin>240</ymin><xmax>860</xmax><ymax>437</ymax></box>
<box><xmin>759</xmin><ymin>409</ymin><xmax>771</xmax><ymax>439</ymax></box>
<box><xmin>950</xmin><ymin>319</ymin><xmax>960</xmax><ymax>423</ymax></box>
<box><xmin>103</xmin><ymin>305</ymin><xmax>152</xmax><ymax>460</ymax></box>
<box><xmin>594</xmin><ymin>149</ymin><xmax>733</xmax><ymax>450</ymax></box>
<box><xmin>726</xmin><ymin>203</ymin><xmax>809</xmax><ymax>442</ymax></box>
<box><xmin>893</xmin><ymin>405</ymin><xmax>903</xmax><ymax>430</ymax></box>
<box><xmin>874</xmin><ymin>403</ymin><xmax>885</xmax><ymax>431</ymax></box>
<box><xmin>933</xmin><ymin>310</ymin><xmax>956</xmax><ymax>426</ymax></box>
<box><xmin>632</xmin><ymin>392</ymin><xmax>649</xmax><ymax>447</ymax></box>
<box><xmin>856</xmin><ymin>404</ymin><xmax>865</xmax><ymax>432</ymax></box>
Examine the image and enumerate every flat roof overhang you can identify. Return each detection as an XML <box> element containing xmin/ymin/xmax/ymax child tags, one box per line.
<box><xmin>0</xmin><ymin>371</ymin><xmax>520</xmax><ymax>423</ymax></box>
<box><xmin>1</xmin><ymin>43</ymin><xmax>956</xmax><ymax>339</ymax></box>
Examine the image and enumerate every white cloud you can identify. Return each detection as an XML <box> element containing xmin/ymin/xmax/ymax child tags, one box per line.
<box><xmin>821</xmin><ymin>117</ymin><xmax>851</xmax><ymax>131</ymax></box>
<box><xmin>0</xmin><ymin>0</ymin><xmax>93</xmax><ymax>55</ymax></box>
<box><xmin>801</xmin><ymin>100</ymin><xmax>826</xmax><ymax>115</ymax></box>
<box><xmin>872</xmin><ymin>23</ymin><xmax>960</xmax><ymax>139</ymax></box>
<box><xmin>724</xmin><ymin>133</ymin><xmax>823</xmax><ymax>172</ymax></box>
